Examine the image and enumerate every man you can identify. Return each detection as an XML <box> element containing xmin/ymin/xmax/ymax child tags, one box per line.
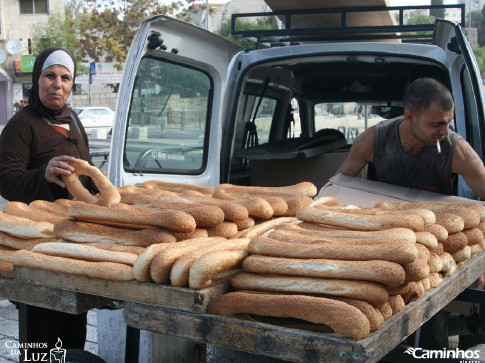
<box><xmin>337</xmin><ymin>77</ymin><xmax>485</xmax><ymax>200</ymax></box>
<box><xmin>337</xmin><ymin>77</ymin><xmax>485</xmax><ymax>349</ymax></box>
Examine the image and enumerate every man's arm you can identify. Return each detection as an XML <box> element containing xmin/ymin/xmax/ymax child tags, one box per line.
<box><xmin>452</xmin><ymin>139</ymin><xmax>485</xmax><ymax>200</ymax></box>
<box><xmin>336</xmin><ymin>126</ymin><xmax>376</xmax><ymax>176</ymax></box>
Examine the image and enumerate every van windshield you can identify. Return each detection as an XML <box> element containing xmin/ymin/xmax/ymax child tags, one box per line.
<box><xmin>123</xmin><ymin>56</ymin><xmax>212</xmax><ymax>174</ymax></box>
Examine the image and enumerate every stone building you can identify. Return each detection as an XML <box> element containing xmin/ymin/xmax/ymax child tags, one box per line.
<box><xmin>0</xmin><ymin>0</ymin><xmax>64</xmax><ymax>123</ymax></box>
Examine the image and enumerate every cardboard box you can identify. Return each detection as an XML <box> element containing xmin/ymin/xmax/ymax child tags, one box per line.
<box><xmin>318</xmin><ymin>173</ymin><xmax>478</xmax><ymax>206</ymax></box>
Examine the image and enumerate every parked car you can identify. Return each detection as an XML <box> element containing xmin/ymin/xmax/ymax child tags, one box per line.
<box><xmin>73</xmin><ymin>106</ymin><xmax>114</xmax><ymax>135</ymax></box>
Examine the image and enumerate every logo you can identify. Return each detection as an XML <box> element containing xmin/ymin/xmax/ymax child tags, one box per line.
<box><xmin>4</xmin><ymin>338</ymin><xmax>66</xmax><ymax>362</ymax></box>
<box><xmin>404</xmin><ymin>347</ymin><xmax>481</xmax><ymax>361</ymax></box>
<box><xmin>49</xmin><ymin>338</ymin><xmax>66</xmax><ymax>363</ymax></box>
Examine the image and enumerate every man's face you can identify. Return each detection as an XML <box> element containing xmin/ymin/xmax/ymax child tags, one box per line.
<box><xmin>409</xmin><ymin>102</ymin><xmax>454</xmax><ymax>147</ymax></box>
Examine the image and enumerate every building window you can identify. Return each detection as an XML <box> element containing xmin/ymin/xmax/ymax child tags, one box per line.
<box><xmin>20</xmin><ymin>0</ymin><xmax>48</xmax><ymax>14</ymax></box>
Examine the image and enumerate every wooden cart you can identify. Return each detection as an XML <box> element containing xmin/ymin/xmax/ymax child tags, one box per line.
<box><xmin>1</xmin><ymin>251</ymin><xmax>483</xmax><ymax>362</ymax></box>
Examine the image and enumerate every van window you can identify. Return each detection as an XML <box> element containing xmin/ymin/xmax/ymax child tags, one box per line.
<box><xmin>235</xmin><ymin>95</ymin><xmax>277</xmax><ymax>149</ymax></box>
<box><xmin>314</xmin><ymin>102</ymin><xmax>392</xmax><ymax>143</ymax></box>
<box><xmin>123</xmin><ymin>57</ymin><xmax>212</xmax><ymax>174</ymax></box>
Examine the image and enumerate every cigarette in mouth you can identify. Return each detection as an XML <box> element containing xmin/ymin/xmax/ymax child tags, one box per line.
<box><xmin>436</xmin><ymin>139</ymin><xmax>441</xmax><ymax>154</ymax></box>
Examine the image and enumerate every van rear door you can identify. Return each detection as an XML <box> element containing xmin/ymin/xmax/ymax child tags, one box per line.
<box><xmin>108</xmin><ymin>15</ymin><xmax>239</xmax><ymax>187</ymax></box>
<box><xmin>433</xmin><ymin>19</ymin><xmax>485</xmax><ymax>158</ymax></box>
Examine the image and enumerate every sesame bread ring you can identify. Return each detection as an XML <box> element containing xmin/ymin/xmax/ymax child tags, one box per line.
<box><xmin>62</xmin><ymin>159</ymin><xmax>121</xmax><ymax>207</ymax></box>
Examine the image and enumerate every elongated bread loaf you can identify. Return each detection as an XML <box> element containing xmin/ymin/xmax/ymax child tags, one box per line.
<box><xmin>434</xmin><ymin>208</ymin><xmax>480</xmax><ymax>230</ymax></box>
<box><xmin>428</xmin><ymin>253</ymin><xmax>444</xmax><ymax>273</ymax></box>
<box><xmin>331</xmin><ymin>297</ymin><xmax>383</xmax><ymax>332</ymax></box>
<box><xmin>170</xmin><ymin>239</ymin><xmax>250</xmax><ymax>287</ymax></box>
<box><xmin>150</xmin><ymin>237</ymin><xmax>227</xmax><ymax>284</ymax></box>
<box><xmin>233</xmin><ymin>217</ymin><xmax>297</xmax><ymax>239</ymax></box>
<box><xmin>12</xmin><ymin>250</ymin><xmax>134</xmax><ymax>280</ymax></box>
<box><xmin>377</xmin><ymin>302</ymin><xmax>393</xmax><ymax>320</ymax></box>
<box><xmin>375</xmin><ymin>201</ymin><xmax>485</xmax><ymax>221</ymax></box>
<box><xmin>388</xmin><ymin>295</ymin><xmax>405</xmax><ymax>314</ymax></box>
<box><xmin>189</xmin><ymin>249</ymin><xmax>249</xmax><ymax>289</ymax></box>
<box><xmin>309</xmin><ymin>196</ymin><xmax>340</xmax><ymax>207</ymax></box>
<box><xmin>248</xmin><ymin>237</ymin><xmax>418</xmax><ymax>264</ymax></box>
<box><xmin>423</xmin><ymin>224</ymin><xmax>448</xmax><ymax>242</ymax></box>
<box><xmin>54</xmin><ymin>219</ymin><xmax>176</xmax><ymax>246</ymax></box>
<box><xmin>216</xmin><ymin>182</ymin><xmax>318</xmax><ymax>198</ymax></box>
<box><xmin>208</xmin><ymin>291</ymin><xmax>369</xmax><ymax>340</ymax></box>
<box><xmin>81</xmin><ymin>243</ymin><xmax>144</xmax><ymax>255</ymax></box>
<box><xmin>428</xmin><ymin>272</ymin><xmax>442</xmax><ymax>288</ymax></box>
<box><xmin>32</xmin><ymin>242</ymin><xmax>138</xmax><ymax>266</ymax></box>
<box><xmin>0</xmin><ymin>232</ymin><xmax>55</xmax><ymax>250</ymax></box>
<box><xmin>325</xmin><ymin>206</ymin><xmax>436</xmax><ymax>225</ymax></box>
<box><xmin>69</xmin><ymin>201</ymin><xmax>196</xmax><ymax>232</ymax></box>
<box><xmin>0</xmin><ymin>212</ymin><xmax>55</xmax><ymax>239</ymax></box>
<box><xmin>442</xmin><ymin>232</ymin><xmax>468</xmax><ymax>253</ymax></box>
<box><xmin>63</xmin><ymin>159</ymin><xmax>121</xmax><ymax>207</ymax></box>
<box><xmin>451</xmin><ymin>245</ymin><xmax>472</xmax><ymax>262</ymax></box>
<box><xmin>3</xmin><ymin>201</ymin><xmax>64</xmax><ymax>224</ymax></box>
<box><xmin>133</xmin><ymin>194</ymin><xmax>225</xmax><ymax>227</ymax></box>
<box><xmin>296</xmin><ymin>207</ymin><xmax>424</xmax><ymax>231</ymax></box>
<box><xmin>268</xmin><ymin>229</ymin><xmax>413</xmax><ymax>246</ymax></box>
<box><xmin>206</xmin><ymin>222</ymin><xmax>238</xmax><ymax>238</ymax></box>
<box><xmin>234</xmin><ymin>217</ymin><xmax>255</xmax><ymax>231</ymax></box>
<box><xmin>133</xmin><ymin>243</ymin><xmax>177</xmax><ymax>282</ymax></box>
<box><xmin>141</xmin><ymin>180</ymin><xmax>215</xmax><ymax>195</ymax></box>
<box><xmin>415</xmin><ymin>232</ymin><xmax>438</xmax><ymax>249</ymax></box>
<box><xmin>463</xmin><ymin>228</ymin><xmax>484</xmax><ymax>245</ymax></box>
<box><xmin>231</xmin><ymin>272</ymin><xmax>389</xmax><ymax>307</ymax></box>
<box><xmin>433</xmin><ymin>214</ymin><xmax>465</xmax><ymax>234</ymax></box>
<box><xmin>279</xmin><ymin>223</ymin><xmax>417</xmax><ymax>243</ymax></box>
<box><xmin>118</xmin><ymin>185</ymin><xmax>167</xmax><ymax>204</ymax></box>
<box><xmin>242</xmin><ymin>255</ymin><xmax>405</xmax><ymax>286</ymax></box>
<box><xmin>211</xmin><ymin>192</ymin><xmax>274</xmax><ymax>220</ymax></box>
<box><xmin>29</xmin><ymin>200</ymin><xmax>71</xmax><ymax>218</ymax></box>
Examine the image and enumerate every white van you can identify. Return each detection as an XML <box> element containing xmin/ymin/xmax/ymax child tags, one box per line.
<box><xmin>109</xmin><ymin>4</ymin><xmax>484</xmax><ymax>201</ymax></box>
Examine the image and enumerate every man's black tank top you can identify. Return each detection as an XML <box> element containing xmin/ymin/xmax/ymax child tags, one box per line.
<box><xmin>371</xmin><ymin>117</ymin><xmax>463</xmax><ymax>195</ymax></box>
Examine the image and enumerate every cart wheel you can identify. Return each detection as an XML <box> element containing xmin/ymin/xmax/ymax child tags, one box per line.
<box><xmin>64</xmin><ymin>349</ymin><xmax>106</xmax><ymax>363</ymax></box>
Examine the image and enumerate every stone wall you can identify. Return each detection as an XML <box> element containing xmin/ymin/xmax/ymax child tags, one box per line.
<box><xmin>70</xmin><ymin>83</ymin><xmax>118</xmax><ymax>111</ymax></box>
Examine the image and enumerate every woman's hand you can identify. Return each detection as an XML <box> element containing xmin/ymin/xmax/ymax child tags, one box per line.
<box><xmin>45</xmin><ymin>155</ymin><xmax>77</xmax><ymax>188</ymax></box>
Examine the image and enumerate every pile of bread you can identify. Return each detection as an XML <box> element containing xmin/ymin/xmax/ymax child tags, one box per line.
<box><xmin>0</xmin><ymin>160</ymin><xmax>315</xmax><ymax>284</ymax></box>
<box><xmin>0</xmin><ymin>159</ymin><xmax>483</xmax><ymax>340</ymax></box>
<box><xmin>208</xmin><ymin>198</ymin><xmax>485</xmax><ymax>340</ymax></box>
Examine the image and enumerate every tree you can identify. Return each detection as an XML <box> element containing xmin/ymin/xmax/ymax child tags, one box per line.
<box><xmin>30</xmin><ymin>11</ymin><xmax>78</xmax><ymax>56</ymax></box>
<box><xmin>216</xmin><ymin>16</ymin><xmax>279</xmax><ymax>50</ymax></box>
<box><xmin>79</xmin><ymin>0</ymin><xmax>198</xmax><ymax>64</ymax></box>
<box><xmin>473</xmin><ymin>46</ymin><xmax>485</xmax><ymax>78</ymax></box>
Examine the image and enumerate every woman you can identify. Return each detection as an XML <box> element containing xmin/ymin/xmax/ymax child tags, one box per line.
<box><xmin>0</xmin><ymin>47</ymin><xmax>92</xmax><ymax>359</ymax></box>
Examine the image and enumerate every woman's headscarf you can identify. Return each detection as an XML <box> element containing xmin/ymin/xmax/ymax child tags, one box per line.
<box><xmin>28</xmin><ymin>47</ymin><xmax>76</xmax><ymax>124</ymax></box>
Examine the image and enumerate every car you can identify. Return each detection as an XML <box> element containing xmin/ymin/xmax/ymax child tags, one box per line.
<box><xmin>72</xmin><ymin>106</ymin><xmax>114</xmax><ymax>135</ymax></box>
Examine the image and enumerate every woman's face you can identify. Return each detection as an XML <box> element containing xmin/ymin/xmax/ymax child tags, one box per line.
<box><xmin>38</xmin><ymin>64</ymin><xmax>73</xmax><ymax>110</ymax></box>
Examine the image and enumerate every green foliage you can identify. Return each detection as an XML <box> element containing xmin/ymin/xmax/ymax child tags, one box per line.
<box><xmin>216</xmin><ymin>16</ymin><xmax>278</xmax><ymax>50</ymax></box>
<box><xmin>79</xmin><ymin>0</ymin><xmax>197</xmax><ymax>64</ymax></box>
<box><xmin>404</xmin><ymin>11</ymin><xmax>436</xmax><ymax>26</ymax></box>
<box><xmin>31</xmin><ymin>11</ymin><xmax>78</xmax><ymax>55</ymax></box>
<box><xmin>473</xmin><ymin>46</ymin><xmax>485</xmax><ymax>79</ymax></box>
